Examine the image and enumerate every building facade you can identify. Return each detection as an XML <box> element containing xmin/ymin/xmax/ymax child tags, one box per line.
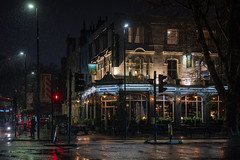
<box><xmin>66</xmin><ymin>14</ymin><xmax>224</xmax><ymax>130</ymax></box>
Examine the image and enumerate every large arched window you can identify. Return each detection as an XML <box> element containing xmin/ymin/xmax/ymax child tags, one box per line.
<box><xmin>209</xmin><ymin>95</ymin><xmax>224</xmax><ymax>119</ymax></box>
<box><xmin>126</xmin><ymin>94</ymin><xmax>147</xmax><ymax>122</ymax></box>
<box><xmin>135</xmin><ymin>57</ymin><xmax>144</xmax><ymax>79</ymax></box>
<box><xmin>156</xmin><ymin>94</ymin><xmax>174</xmax><ymax>120</ymax></box>
<box><xmin>181</xmin><ymin>95</ymin><xmax>203</xmax><ymax>119</ymax></box>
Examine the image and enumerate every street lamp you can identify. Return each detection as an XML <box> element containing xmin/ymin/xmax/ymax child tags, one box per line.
<box><xmin>28</xmin><ymin>3</ymin><xmax>40</xmax><ymax>139</ymax></box>
<box><xmin>123</xmin><ymin>23</ymin><xmax>128</xmax><ymax>139</ymax></box>
<box><xmin>19</xmin><ymin>51</ymin><xmax>27</xmax><ymax>131</ymax></box>
<box><xmin>19</xmin><ymin>52</ymin><xmax>27</xmax><ymax>109</ymax></box>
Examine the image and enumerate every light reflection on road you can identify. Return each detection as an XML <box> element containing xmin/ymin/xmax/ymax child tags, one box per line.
<box><xmin>0</xmin><ymin>138</ymin><xmax>239</xmax><ymax>159</ymax></box>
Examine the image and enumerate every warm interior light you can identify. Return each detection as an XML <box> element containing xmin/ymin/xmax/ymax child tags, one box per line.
<box><xmin>142</xmin><ymin>116</ymin><xmax>146</xmax><ymax>120</ymax></box>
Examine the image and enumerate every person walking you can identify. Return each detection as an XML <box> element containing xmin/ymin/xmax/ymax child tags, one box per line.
<box><xmin>30</xmin><ymin>116</ymin><xmax>36</xmax><ymax>139</ymax></box>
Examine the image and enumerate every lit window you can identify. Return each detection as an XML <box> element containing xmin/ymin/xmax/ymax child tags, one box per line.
<box><xmin>134</xmin><ymin>27</ymin><xmax>144</xmax><ymax>43</ymax></box>
<box><xmin>135</xmin><ymin>58</ymin><xmax>144</xmax><ymax>79</ymax></box>
<box><xmin>156</xmin><ymin>94</ymin><xmax>174</xmax><ymax>120</ymax></box>
<box><xmin>128</xmin><ymin>27</ymin><xmax>133</xmax><ymax>43</ymax></box>
<box><xmin>167</xmin><ymin>29</ymin><xmax>179</xmax><ymax>44</ymax></box>
<box><xmin>196</xmin><ymin>30</ymin><xmax>216</xmax><ymax>46</ymax></box>
<box><xmin>186</xmin><ymin>54</ymin><xmax>192</xmax><ymax>68</ymax></box>
<box><xmin>209</xmin><ymin>96</ymin><xmax>224</xmax><ymax>119</ymax></box>
<box><xmin>181</xmin><ymin>95</ymin><xmax>203</xmax><ymax>119</ymax></box>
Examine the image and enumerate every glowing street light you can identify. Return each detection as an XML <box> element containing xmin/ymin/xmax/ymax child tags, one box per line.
<box><xmin>123</xmin><ymin>23</ymin><xmax>129</xmax><ymax>139</ymax></box>
<box><xmin>19</xmin><ymin>52</ymin><xmax>27</xmax><ymax>111</ymax></box>
<box><xmin>28</xmin><ymin>4</ymin><xmax>34</xmax><ymax>9</ymax></box>
<box><xmin>27</xmin><ymin>2</ymin><xmax>40</xmax><ymax>139</ymax></box>
<box><xmin>124</xmin><ymin>24</ymin><xmax>129</xmax><ymax>28</ymax></box>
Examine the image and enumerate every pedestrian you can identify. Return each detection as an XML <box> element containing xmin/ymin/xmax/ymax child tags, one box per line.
<box><xmin>30</xmin><ymin>116</ymin><xmax>36</xmax><ymax>139</ymax></box>
<box><xmin>23</xmin><ymin>115</ymin><xmax>27</xmax><ymax>131</ymax></box>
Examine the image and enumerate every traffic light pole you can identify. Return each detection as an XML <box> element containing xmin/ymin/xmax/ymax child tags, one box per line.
<box><xmin>51</xmin><ymin>88</ymin><xmax>54</xmax><ymax>140</ymax></box>
<box><xmin>68</xmin><ymin>69</ymin><xmax>72</xmax><ymax>144</ymax></box>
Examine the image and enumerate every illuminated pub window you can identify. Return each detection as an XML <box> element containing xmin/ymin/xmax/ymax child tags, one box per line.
<box><xmin>135</xmin><ymin>57</ymin><xmax>144</xmax><ymax>79</ymax></box>
<box><xmin>156</xmin><ymin>94</ymin><xmax>174</xmax><ymax>120</ymax></box>
<box><xmin>127</xmin><ymin>26</ymin><xmax>144</xmax><ymax>44</ymax></box>
<box><xmin>181</xmin><ymin>95</ymin><xmax>203</xmax><ymax>119</ymax></box>
<box><xmin>134</xmin><ymin>26</ymin><xmax>144</xmax><ymax>43</ymax></box>
<box><xmin>186</xmin><ymin>54</ymin><xmax>192</xmax><ymax>68</ymax></box>
<box><xmin>128</xmin><ymin>27</ymin><xmax>133</xmax><ymax>43</ymax></box>
<box><xmin>209</xmin><ymin>95</ymin><xmax>224</xmax><ymax>119</ymax></box>
<box><xmin>126</xmin><ymin>94</ymin><xmax>147</xmax><ymax>121</ymax></box>
<box><xmin>167</xmin><ymin>29</ymin><xmax>179</xmax><ymax>44</ymax></box>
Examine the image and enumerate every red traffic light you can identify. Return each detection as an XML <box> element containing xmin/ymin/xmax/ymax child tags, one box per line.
<box><xmin>53</xmin><ymin>94</ymin><xmax>60</xmax><ymax>101</ymax></box>
<box><xmin>54</xmin><ymin>95</ymin><xmax>59</xmax><ymax>100</ymax></box>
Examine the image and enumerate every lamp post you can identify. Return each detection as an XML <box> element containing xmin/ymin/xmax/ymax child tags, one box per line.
<box><xmin>28</xmin><ymin>3</ymin><xmax>40</xmax><ymax>139</ymax></box>
<box><xmin>20</xmin><ymin>52</ymin><xmax>27</xmax><ymax>131</ymax></box>
<box><xmin>123</xmin><ymin>23</ymin><xmax>128</xmax><ymax>139</ymax></box>
<box><xmin>19</xmin><ymin>52</ymin><xmax>27</xmax><ymax>110</ymax></box>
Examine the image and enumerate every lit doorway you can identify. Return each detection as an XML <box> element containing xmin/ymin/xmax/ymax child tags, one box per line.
<box><xmin>101</xmin><ymin>94</ymin><xmax>117</xmax><ymax>130</ymax></box>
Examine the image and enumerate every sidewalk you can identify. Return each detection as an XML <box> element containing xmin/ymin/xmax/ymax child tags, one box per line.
<box><xmin>11</xmin><ymin>126</ymin><xmax>231</xmax><ymax>145</ymax></box>
<box><xmin>11</xmin><ymin>126</ymin><xmax>52</xmax><ymax>141</ymax></box>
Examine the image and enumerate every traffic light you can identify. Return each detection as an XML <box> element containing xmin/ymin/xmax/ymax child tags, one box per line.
<box><xmin>158</xmin><ymin>74</ymin><xmax>167</xmax><ymax>93</ymax></box>
<box><xmin>53</xmin><ymin>93</ymin><xmax>60</xmax><ymax>103</ymax></box>
<box><xmin>75</xmin><ymin>73</ymin><xmax>85</xmax><ymax>92</ymax></box>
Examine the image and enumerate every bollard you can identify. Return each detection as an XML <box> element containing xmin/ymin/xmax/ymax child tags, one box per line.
<box><xmin>168</xmin><ymin>123</ymin><xmax>173</xmax><ymax>142</ymax></box>
<box><xmin>53</xmin><ymin>125</ymin><xmax>59</xmax><ymax>144</ymax></box>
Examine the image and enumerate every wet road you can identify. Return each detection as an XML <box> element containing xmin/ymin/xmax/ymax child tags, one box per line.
<box><xmin>1</xmin><ymin>138</ymin><xmax>240</xmax><ymax>160</ymax></box>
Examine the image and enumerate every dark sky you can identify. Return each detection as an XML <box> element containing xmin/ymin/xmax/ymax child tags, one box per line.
<box><xmin>0</xmin><ymin>0</ymin><xmax>149</xmax><ymax>67</ymax></box>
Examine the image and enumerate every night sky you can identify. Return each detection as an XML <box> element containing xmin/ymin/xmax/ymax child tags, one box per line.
<box><xmin>0</xmin><ymin>0</ymin><xmax>149</xmax><ymax>67</ymax></box>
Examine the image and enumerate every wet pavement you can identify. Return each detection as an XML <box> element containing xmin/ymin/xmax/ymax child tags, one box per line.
<box><xmin>1</xmin><ymin>137</ymin><xmax>240</xmax><ymax>159</ymax></box>
<box><xmin>1</xmin><ymin>127</ymin><xmax>240</xmax><ymax>159</ymax></box>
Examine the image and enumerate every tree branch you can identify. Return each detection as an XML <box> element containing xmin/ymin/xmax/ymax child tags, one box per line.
<box><xmin>212</xmin><ymin>0</ymin><xmax>229</xmax><ymax>42</ymax></box>
<box><xmin>191</xmin><ymin>1</ymin><xmax>227</xmax><ymax>98</ymax></box>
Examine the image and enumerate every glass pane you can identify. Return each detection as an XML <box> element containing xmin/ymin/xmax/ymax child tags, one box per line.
<box><xmin>167</xmin><ymin>29</ymin><xmax>179</xmax><ymax>44</ymax></box>
<box><xmin>164</xmin><ymin>102</ymin><xmax>173</xmax><ymax>119</ymax></box>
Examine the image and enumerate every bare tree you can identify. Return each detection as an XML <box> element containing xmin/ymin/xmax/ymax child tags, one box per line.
<box><xmin>136</xmin><ymin>0</ymin><xmax>240</xmax><ymax>135</ymax></box>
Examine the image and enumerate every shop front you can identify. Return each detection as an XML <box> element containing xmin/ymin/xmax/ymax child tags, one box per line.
<box><xmin>81</xmin><ymin>82</ymin><xmax>223</xmax><ymax>132</ymax></box>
